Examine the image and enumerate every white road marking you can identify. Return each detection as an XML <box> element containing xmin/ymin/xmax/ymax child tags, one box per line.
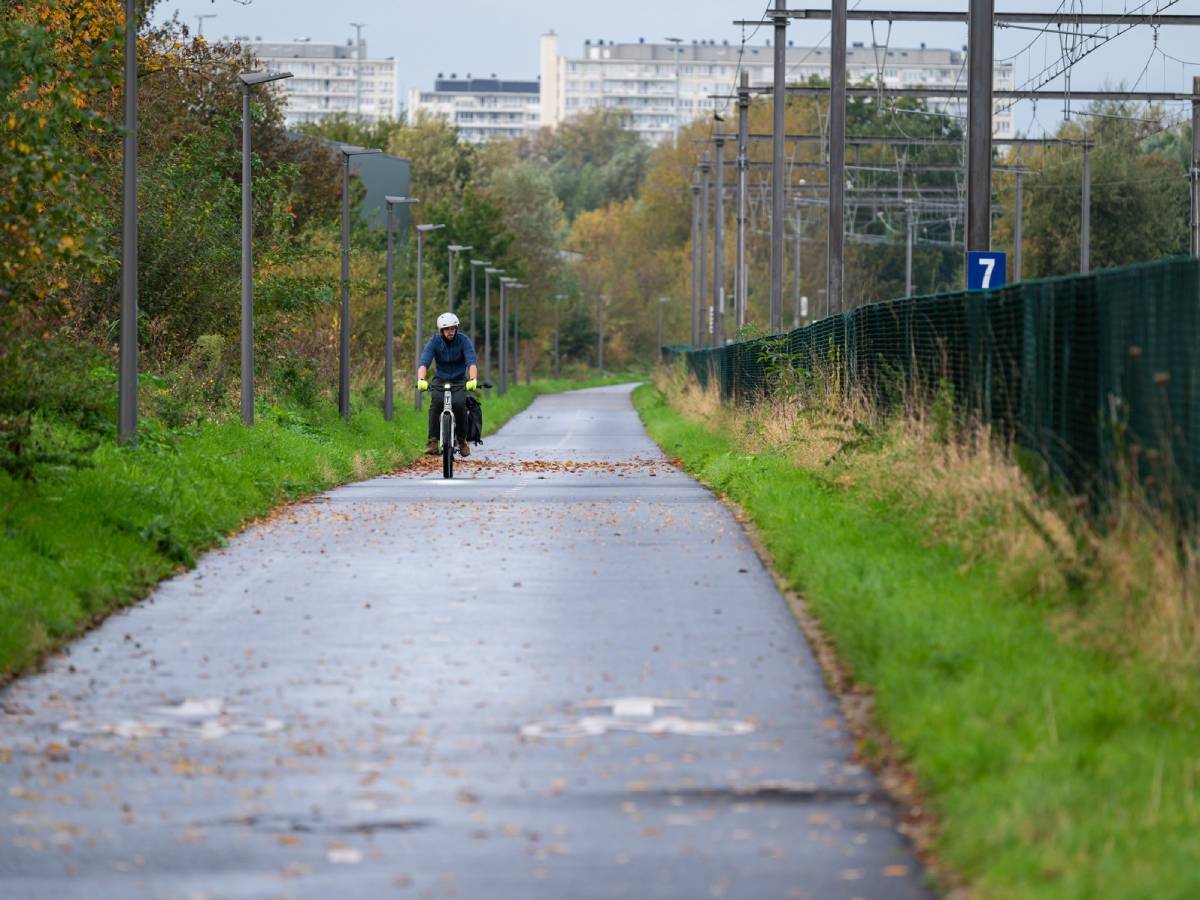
<box><xmin>520</xmin><ymin>715</ymin><xmax>755</xmax><ymax>740</ymax></box>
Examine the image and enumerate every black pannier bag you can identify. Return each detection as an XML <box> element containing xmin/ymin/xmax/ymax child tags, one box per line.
<box><xmin>464</xmin><ymin>394</ymin><xmax>484</xmax><ymax>444</ymax></box>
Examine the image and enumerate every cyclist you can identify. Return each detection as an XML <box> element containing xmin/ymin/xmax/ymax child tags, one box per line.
<box><xmin>416</xmin><ymin>312</ymin><xmax>478</xmax><ymax>457</ymax></box>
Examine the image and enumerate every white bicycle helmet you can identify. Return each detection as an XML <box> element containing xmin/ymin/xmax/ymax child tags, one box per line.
<box><xmin>437</xmin><ymin>312</ymin><xmax>460</xmax><ymax>330</ymax></box>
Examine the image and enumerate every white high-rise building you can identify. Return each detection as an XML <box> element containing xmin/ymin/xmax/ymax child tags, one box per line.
<box><xmin>539</xmin><ymin>33</ymin><xmax>1014</xmax><ymax>144</ymax></box>
<box><xmin>245</xmin><ymin>39</ymin><xmax>399</xmax><ymax>126</ymax></box>
<box><xmin>407</xmin><ymin>76</ymin><xmax>541</xmax><ymax>143</ymax></box>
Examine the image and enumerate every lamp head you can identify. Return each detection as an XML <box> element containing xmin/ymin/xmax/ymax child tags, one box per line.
<box><xmin>339</xmin><ymin>144</ymin><xmax>384</xmax><ymax>158</ymax></box>
<box><xmin>240</xmin><ymin>71</ymin><xmax>293</xmax><ymax>87</ymax></box>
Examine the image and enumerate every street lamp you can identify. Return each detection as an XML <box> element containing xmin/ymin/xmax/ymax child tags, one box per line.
<box><xmin>483</xmin><ymin>267</ymin><xmax>504</xmax><ymax>384</ymax></box>
<box><xmin>447</xmin><ymin>244</ymin><xmax>472</xmax><ymax>313</ymax></box>
<box><xmin>119</xmin><ymin>0</ymin><xmax>138</xmax><ymax>445</ymax></box>
<box><xmin>498</xmin><ymin>277</ymin><xmax>515</xmax><ymax>394</ymax></box>
<box><xmin>657</xmin><ymin>296</ymin><xmax>669</xmax><ymax>359</ymax></box>
<box><xmin>414</xmin><ymin>223</ymin><xmax>445</xmax><ymax>410</ymax></box>
<box><xmin>195</xmin><ymin>13</ymin><xmax>215</xmax><ymax>37</ymax></box>
<box><xmin>350</xmin><ymin>22</ymin><xmax>366</xmax><ymax>120</ymax></box>
<box><xmin>553</xmin><ymin>293</ymin><xmax>567</xmax><ymax>379</ymax></box>
<box><xmin>598</xmin><ymin>293</ymin><xmax>609</xmax><ymax>376</ymax></box>
<box><xmin>338</xmin><ymin>144</ymin><xmax>382</xmax><ymax>421</ymax></box>
<box><xmin>468</xmin><ymin>258</ymin><xmax>489</xmax><ymax>343</ymax></box>
<box><xmin>508</xmin><ymin>282</ymin><xmax>528</xmax><ymax>386</ymax></box>
<box><xmin>238</xmin><ymin>70</ymin><xmax>293</xmax><ymax>427</ymax></box>
<box><xmin>383</xmin><ymin>195</ymin><xmax>419</xmax><ymax>421</ymax></box>
<box><xmin>665</xmin><ymin>37</ymin><xmax>684</xmax><ymax>144</ymax></box>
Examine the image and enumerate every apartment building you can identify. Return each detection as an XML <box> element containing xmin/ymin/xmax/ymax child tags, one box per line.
<box><xmin>407</xmin><ymin>76</ymin><xmax>541</xmax><ymax>143</ymax></box>
<box><xmin>539</xmin><ymin>32</ymin><xmax>1014</xmax><ymax>144</ymax></box>
<box><xmin>244</xmin><ymin>39</ymin><xmax>399</xmax><ymax>126</ymax></box>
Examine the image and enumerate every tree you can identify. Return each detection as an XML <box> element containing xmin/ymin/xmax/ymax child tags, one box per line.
<box><xmin>997</xmin><ymin>101</ymin><xmax>1188</xmax><ymax>278</ymax></box>
<box><xmin>387</xmin><ymin>114</ymin><xmax>475</xmax><ymax>213</ymax></box>
<box><xmin>296</xmin><ymin>112</ymin><xmax>408</xmax><ymax>152</ymax></box>
<box><xmin>517</xmin><ymin>110</ymin><xmax>651</xmax><ymax>221</ymax></box>
<box><xmin>1</xmin><ymin>2</ymin><xmax>120</xmax><ymax>319</ymax></box>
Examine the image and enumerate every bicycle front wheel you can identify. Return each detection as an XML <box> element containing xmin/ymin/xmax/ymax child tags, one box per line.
<box><xmin>441</xmin><ymin>412</ymin><xmax>454</xmax><ymax>479</ymax></box>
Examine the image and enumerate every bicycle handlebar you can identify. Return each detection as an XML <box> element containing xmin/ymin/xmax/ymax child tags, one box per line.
<box><xmin>420</xmin><ymin>380</ymin><xmax>493</xmax><ymax>391</ymax></box>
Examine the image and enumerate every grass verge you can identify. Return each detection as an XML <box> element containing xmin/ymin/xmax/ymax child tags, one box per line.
<box><xmin>634</xmin><ymin>382</ymin><xmax>1200</xmax><ymax>900</ymax></box>
<box><xmin>0</xmin><ymin>377</ymin><xmax>629</xmax><ymax>680</ymax></box>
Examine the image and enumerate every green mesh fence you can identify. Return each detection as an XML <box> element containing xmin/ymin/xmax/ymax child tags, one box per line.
<box><xmin>664</xmin><ymin>256</ymin><xmax>1200</xmax><ymax>503</ymax></box>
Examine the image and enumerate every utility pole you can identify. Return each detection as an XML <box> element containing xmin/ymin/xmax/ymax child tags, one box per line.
<box><xmin>966</xmin><ymin>0</ymin><xmax>993</xmax><ymax>256</ymax></box>
<box><xmin>736</xmin><ymin>71</ymin><xmax>750</xmax><ymax>330</ymax></box>
<box><xmin>1013</xmin><ymin>171</ymin><xmax>1023</xmax><ymax>280</ymax></box>
<box><xmin>119</xmin><ymin>0</ymin><xmax>138</xmax><ymax>445</ymax></box>
<box><xmin>713</xmin><ymin>134</ymin><xmax>726</xmax><ymax>346</ymax></box>
<box><xmin>700</xmin><ymin>157</ymin><xmax>710</xmax><ymax>346</ymax></box>
<box><xmin>905</xmin><ymin>200</ymin><xmax>914</xmax><ymax>297</ymax></box>
<box><xmin>770</xmin><ymin>0</ymin><xmax>787</xmax><ymax>331</ymax></box>
<box><xmin>829</xmin><ymin>0</ymin><xmax>846</xmax><ymax>314</ymax></box>
<box><xmin>691</xmin><ymin>181</ymin><xmax>701</xmax><ymax>345</ymax></box>
<box><xmin>350</xmin><ymin>23</ymin><xmax>365</xmax><ymax>120</ymax></box>
<box><xmin>792</xmin><ymin>204</ymin><xmax>802</xmax><ymax>327</ymax></box>
<box><xmin>1192</xmin><ymin>76</ymin><xmax>1200</xmax><ymax>256</ymax></box>
<box><xmin>1081</xmin><ymin>141</ymin><xmax>1091</xmax><ymax>273</ymax></box>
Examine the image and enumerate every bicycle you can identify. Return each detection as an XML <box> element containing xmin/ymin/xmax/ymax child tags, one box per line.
<box><xmin>422</xmin><ymin>380</ymin><xmax>489</xmax><ymax>479</ymax></box>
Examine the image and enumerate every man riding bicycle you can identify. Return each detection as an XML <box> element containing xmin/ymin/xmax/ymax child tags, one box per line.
<box><xmin>416</xmin><ymin>312</ymin><xmax>478</xmax><ymax>457</ymax></box>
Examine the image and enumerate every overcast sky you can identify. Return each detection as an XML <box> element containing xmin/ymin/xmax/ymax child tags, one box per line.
<box><xmin>154</xmin><ymin>1</ymin><xmax>1200</xmax><ymax>137</ymax></box>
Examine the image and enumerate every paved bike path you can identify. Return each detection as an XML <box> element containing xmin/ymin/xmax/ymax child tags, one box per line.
<box><xmin>0</xmin><ymin>384</ymin><xmax>929</xmax><ymax>899</ymax></box>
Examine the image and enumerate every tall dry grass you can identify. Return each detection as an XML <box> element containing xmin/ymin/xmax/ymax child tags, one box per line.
<box><xmin>656</xmin><ymin>360</ymin><xmax>1200</xmax><ymax>667</ymax></box>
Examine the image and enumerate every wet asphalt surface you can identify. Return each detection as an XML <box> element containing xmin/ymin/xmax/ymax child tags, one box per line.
<box><xmin>0</xmin><ymin>384</ymin><xmax>930</xmax><ymax>899</ymax></box>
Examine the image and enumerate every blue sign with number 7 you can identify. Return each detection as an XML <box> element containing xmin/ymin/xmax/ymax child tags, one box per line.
<box><xmin>966</xmin><ymin>251</ymin><xmax>1007</xmax><ymax>291</ymax></box>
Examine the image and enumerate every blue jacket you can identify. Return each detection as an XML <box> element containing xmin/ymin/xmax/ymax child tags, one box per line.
<box><xmin>420</xmin><ymin>332</ymin><xmax>477</xmax><ymax>382</ymax></box>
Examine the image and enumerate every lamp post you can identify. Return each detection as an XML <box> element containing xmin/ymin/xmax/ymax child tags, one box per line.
<box><xmin>468</xmin><ymin>258</ymin><xmax>489</xmax><ymax>342</ymax></box>
<box><xmin>414</xmin><ymin>223</ymin><xmax>445</xmax><ymax>410</ymax></box>
<box><xmin>383</xmin><ymin>196</ymin><xmax>419</xmax><ymax>421</ymax></box>
<box><xmin>484</xmin><ymin>267</ymin><xmax>504</xmax><ymax>384</ymax></box>
<box><xmin>338</xmin><ymin>144</ymin><xmax>382</xmax><ymax>421</ymax></box>
<box><xmin>499</xmin><ymin>277</ymin><xmax>517</xmax><ymax>395</ymax></box>
<box><xmin>598</xmin><ymin>293</ymin><xmax>608</xmax><ymax>375</ymax></box>
<box><xmin>238</xmin><ymin>70</ymin><xmax>292</xmax><ymax>427</ymax></box>
<box><xmin>350</xmin><ymin>22</ymin><xmax>365</xmax><ymax>120</ymax></box>
<box><xmin>657</xmin><ymin>297</ymin><xmax>669</xmax><ymax>359</ymax></box>
<box><xmin>447</xmin><ymin>243</ymin><xmax>471</xmax><ymax>313</ymax></box>
<box><xmin>508</xmin><ymin>282</ymin><xmax>527</xmax><ymax>385</ymax></box>
<box><xmin>119</xmin><ymin>0</ymin><xmax>138</xmax><ymax>445</ymax></box>
<box><xmin>665</xmin><ymin>37</ymin><xmax>684</xmax><ymax>144</ymax></box>
<box><xmin>553</xmin><ymin>293</ymin><xmax>566</xmax><ymax>379</ymax></box>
